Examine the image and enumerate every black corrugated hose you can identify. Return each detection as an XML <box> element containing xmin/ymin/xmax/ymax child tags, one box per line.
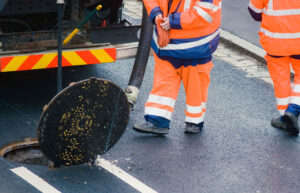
<box><xmin>125</xmin><ymin>4</ymin><xmax>153</xmax><ymax>109</ymax></box>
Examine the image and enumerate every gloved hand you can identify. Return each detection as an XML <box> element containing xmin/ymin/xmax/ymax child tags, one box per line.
<box><xmin>155</xmin><ymin>16</ymin><xmax>170</xmax><ymax>48</ymax></box>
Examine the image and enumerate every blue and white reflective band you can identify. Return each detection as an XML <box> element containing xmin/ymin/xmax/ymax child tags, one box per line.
<box><xmin>153</xmin><ymin>29</ymin><xmax>220</xmax><ymax>50</ymax></box>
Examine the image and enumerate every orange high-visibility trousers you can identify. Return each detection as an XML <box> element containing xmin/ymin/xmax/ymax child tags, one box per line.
<box><xmin>144</xmin><ymin>53</ymin><xmax>213</xmax><ymax>126</ymax></box>
<box><xmin>265</xmin><ymin>55</ymin><xmax>300</xmax><ymax>115</ymax></box>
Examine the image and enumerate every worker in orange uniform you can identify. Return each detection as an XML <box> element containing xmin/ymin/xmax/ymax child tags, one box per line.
<box><xmin>248</xmin><ymin>0</ymin><xmax>300</xmax><ymax>135</ymax></box>
<box><xmin>133</xmin><ymin>0</ymin><xmax>222</xmax><ymax>135</ymax></box>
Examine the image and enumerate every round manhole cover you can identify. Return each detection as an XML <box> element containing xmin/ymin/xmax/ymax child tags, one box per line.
<box><xmin>38</xmin><ymin>78</ymin><xmax>129</xmax><ymax>166</ymax></box>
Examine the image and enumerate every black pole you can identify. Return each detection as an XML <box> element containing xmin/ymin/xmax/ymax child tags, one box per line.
<box><xmin>57</xmin><ymin>0</ymin><xmax>64</xmax><ymax>93</ymax></box>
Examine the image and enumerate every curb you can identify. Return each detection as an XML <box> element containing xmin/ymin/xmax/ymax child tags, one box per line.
<box><xmin>219</xmin><ymin>29</ymin><xmax>296</xmax><ymax>75</ymax></box>
<box><xmin>219</xmin><ymin>29</ymin><xmax>266</xmax><ymax>65</ymax></box>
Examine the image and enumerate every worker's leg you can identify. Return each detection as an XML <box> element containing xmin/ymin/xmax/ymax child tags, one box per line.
<box><xmin>181</xmin><ymin>61</ymin><xmax>213</xmax><ymax>133</ymax></box>
<box><xmin>287</xmin><ymin>56</ymin><xmax>300</xmax><ymax>116</ymax></box>
<box><xmin>133</xmin><ymin>53</ymin><xmax>181</xmax><ymax>134</ymax></box>
<box><xmin>265</xmin><ymin>55</ymin><xmax>291</xmax><ymax>115</ymax></box>
<box><xmin>266</xmin><ymin>55</ymin><xmax>299</xmax><ymax>134</ymax></box>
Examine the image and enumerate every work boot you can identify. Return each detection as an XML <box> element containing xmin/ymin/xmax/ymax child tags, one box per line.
<box><xmin>133</xmin><ymin>121</ymin><xmax>169</xmax><ymax>135</ymax></box>
<box><xmin>184</xmin><ymin>122</ymin><xmax>203</xmax><ymax>134</ymax></box>
<box><xmin>281</xmin><ymin>112</ymin><xmax>300</xmax><ymax>135</ymax></box>
<box><xmin>271</xmin><ymin>116</ymin><xmax>287</xmax><ymax>131</ymax></box>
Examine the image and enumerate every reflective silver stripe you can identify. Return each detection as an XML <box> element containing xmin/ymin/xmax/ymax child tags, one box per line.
<box><xmin>186</xmin><ymin>103</ymin><xmax>206</xmax><ymax>114</ymax></box>
<box><xmin>293</xmin><ymin>84</ymin><xmax>300</xmax><ymax>93</ymax></box>
<box><xmin>145</xmin><ymin>107</ymin><xmax>172</xmax><ymax>120</ymax></box>
<box><xmin>264</xmin><ymin>8</ymin><xmax>300</xmax><ymax>16</ymax></box>
<box><xmin>153</xmin><ymin>28</ymin><xmax>220</xmax><ymax>50</ymax></box>
<box><xmin>193</xmin><ymin>6</ymin><xmax>213</xmax><ymax>23</ymax></box>
<box><xmin>276</xmin><ymin>97</ymin><xmax>290</xmax><ymax>106</ymax></box>
<box><xmin>147</xmin><ymin>94</ymin><xmax>176</xmax><ymax>108</ymax></box>
<box><xmin>268</xmin><ymin>0</ymin><xmax>273</xmax><ymax>10</ymax></box>
<box><xmin>185</xmin><ymin>114</ymin><xmax>205</xmax><ymax>124</ymax></box>
<box><xmin>184</xmin><ymin>0</ymin><xmax>191</xmax><ymax>11</ymax></box>
<box><xmin>290</xmin><ymin>96</ymin><xmax>300</xmax><ymax>106</ymax></box>
<box><xmin>264</xmin><ymin>0</ymin><xmax>300</xmax><ymax>16</ymax></box>
<box><xmin>260</xmin><ymin>28</ymin><xmax>300</xmax><ymax>39</ymax></box>
<box><xmin>248</xmin><ymin>2</ymin><xmax>263</xmax><ymax>14</ymax></box>
<box><xmin>278</xmin><ymin>109</ymin><xmax>285</xmax><ymax>115</ymax></box>
<box><xmin>196</xmin><ymin>1</ymin><xmax>221</xmax><ymax>12</ymax></box>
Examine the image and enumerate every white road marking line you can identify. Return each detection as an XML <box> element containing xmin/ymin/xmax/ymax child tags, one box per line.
<box><xmin>10</xmin><ymin>167</ymin><xmax>61</xmax><ymax>193</ymax></box>
<box><xmin>95</xmin><ymin>156</ymin><xmax>158</xmax><ymax>193</ymax></box>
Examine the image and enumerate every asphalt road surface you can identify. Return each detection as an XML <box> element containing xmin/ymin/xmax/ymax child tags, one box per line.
<box><xmin>0</xmin><ymin>1</ymin><xmax>298</xmax><ymax>192</ymax></box>
<box><xmin>221</xmin><ymin>0</ymin><xmax>261</xmax><ymax>47</ymax></box>
<box><xmin>1</xmin><ymin>43</ymin><xmax>300</xmax><ymax>193</ymax></box>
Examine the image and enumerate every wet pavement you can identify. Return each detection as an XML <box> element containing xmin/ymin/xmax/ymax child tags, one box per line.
<box><xmin>1</xmin><ymin>43</ymin><xmax>300</xmax><ymax>192</ymax></box>
<box><xmin>1</xmin><ymin>1</ymin><xmax>300</xmax><ymax>192</ymax></box>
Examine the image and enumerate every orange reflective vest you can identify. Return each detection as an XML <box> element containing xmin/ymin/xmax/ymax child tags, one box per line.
<box><xmin>144</xmin><ymin>0</ymin><xmax>222</xmax><ymax>59</ymax></box>
<box><xmin>249</xmin><ymin>0</ymin><xmax>300</xmax><ymax>56</ymax></box>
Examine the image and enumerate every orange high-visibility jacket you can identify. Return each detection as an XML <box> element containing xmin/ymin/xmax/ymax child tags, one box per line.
<box><xmin>249</xmin><ymin>0</ymin><xmax>300</xmax><ymax>56</ymax></box>
<box><xmin>144</xmin><ymin>0</ymin><xmax>222</xmax><ymax>59</ymax></box>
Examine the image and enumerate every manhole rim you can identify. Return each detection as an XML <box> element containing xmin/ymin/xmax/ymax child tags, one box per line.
<box><xmin>0</xmin><ymin>138</ymin><xmax>39</xmax><ymax>158</ymax></box>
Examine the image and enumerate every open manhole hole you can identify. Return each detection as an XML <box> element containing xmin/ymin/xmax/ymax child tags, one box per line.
<box><xmin>0</xmin><ymin>78</ymin><xmax>129</xmax><ymax>167</ymax></box>
<box><xmin>0</xmin><ymin>138</ymin><xmax>49</xmax><ymax>166</ymax></box>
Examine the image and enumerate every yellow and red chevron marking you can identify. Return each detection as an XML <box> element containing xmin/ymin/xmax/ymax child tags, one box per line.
<box><xmin>0</xmin><ymin>48</ymin><xmax>116</xmax><ymax>72</ymax></box>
